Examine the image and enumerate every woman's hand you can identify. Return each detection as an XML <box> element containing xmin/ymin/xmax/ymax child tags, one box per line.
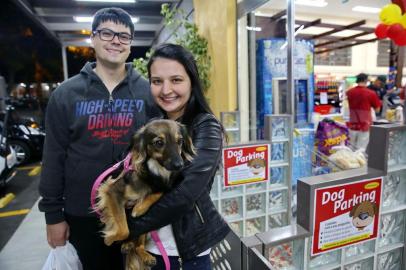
<box><xmin>46</xmin><ymin>221</ymin><xmax>70</xmax><ymax>248</ymax></box>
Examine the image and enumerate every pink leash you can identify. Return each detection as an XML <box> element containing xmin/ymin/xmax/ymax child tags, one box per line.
<box><xmin>90</xmin><ymin>152</ymin><xmax>133</xmax><ymax>215</ymax></box>
<box><xmin>151</xmin><ymin>231</ymin><xmax>171</xmax><ymax>270</ymax></box>
<box><xmin>90</xmin><ymin>153</ymin><xmax>170</xmax><ymax>270</ymax></box>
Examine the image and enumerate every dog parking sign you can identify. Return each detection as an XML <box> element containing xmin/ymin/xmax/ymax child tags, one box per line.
<box><xmin>222</xmin><ymin>144</ymin><xmax>270</xmax><ymax>187</ymax></box>
<box><xmin>312</xmin><ymin>177</ymin><xmax>382</xmax><ymax>255</ymax></box>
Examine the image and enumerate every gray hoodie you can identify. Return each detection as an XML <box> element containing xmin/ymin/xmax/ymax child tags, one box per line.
<box><xmin>39</xmin><ymin>62</ymin><xmax>161</xmax><ymax>224</ymax></box>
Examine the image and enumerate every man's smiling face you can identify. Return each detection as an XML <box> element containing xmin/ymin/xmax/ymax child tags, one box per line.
<box><xmin>91</xmin><ymin>20</ymin><xmax>132</xmax><ymax>67</ymax></box>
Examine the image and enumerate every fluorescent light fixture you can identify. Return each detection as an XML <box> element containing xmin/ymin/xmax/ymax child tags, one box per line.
<box><xmin>74</xmin><ymin>16</ymin><xmax>93</xmax><ymax>23</ymax></box>
<box><xmin>75</xmin><ymin>0</ymin><xmax>136</xmax><ymax>3</ymax></box>
<box><xmin>246</xmin><ymin>26</ymin><xmax>262</xmax><ymax>31</ymax></box>
<box><xmin>352</xmin><ymin>6</ymin><xmax>381</xmax><ymax>14</ymax></box>
<box><xmin>280</xmin><ymin>25</ymin><xmax>305</xmax><ymax>50</ymax></box>
<box><xmin>74</xmin><ymin>16</ymin><xmax>139</xmax><ymax>23</ymax></box>
<box><xmin>295</xmin><ymin>0</ymin><xmax>328</xmax><ymax>7</ymax></box>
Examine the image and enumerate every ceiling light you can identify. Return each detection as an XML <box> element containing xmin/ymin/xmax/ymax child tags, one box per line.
<box><xmin>352</xmin><ymin>6</ymin><xmax>381</xmax><ymax>14</ymax></box>
<box><xmin>295</xmin><ymin>0</ymin><xmax>328</xmax><ymax>8</ymax></box>
<box><xmin>246</xmin><ymin>26</ymin><xmax>262</xmax><ymax>31</ymax></box>
<box><xmin>280</xmin><ymin>25</ymin><xmax>305</xmax><ymax>50</ymax></box>
<box><xmin>74</xmin><ymin>16</ymin><xmax>93</xmax><ymax>23</ymax></box>
<box><xmin>74</xmin><ymin>16</ymin><xmax>139</xmax><ymax>23</ymax></box>
<box><xmin>75</xmin><ymin>0</ymin><xmax>136</xmax><ymax>3</ymax></box>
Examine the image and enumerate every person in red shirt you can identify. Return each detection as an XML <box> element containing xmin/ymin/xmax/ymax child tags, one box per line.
<box><xmin>346</xmin><ymin>73</ymin><xmax>381</xmax><ymax>151</ymax></box>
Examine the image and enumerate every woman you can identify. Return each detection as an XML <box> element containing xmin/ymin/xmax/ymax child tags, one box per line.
<box><xmin>127</xmin><ymin>44</ymin><xmax>230</xmax><ymax>269</ymax></box>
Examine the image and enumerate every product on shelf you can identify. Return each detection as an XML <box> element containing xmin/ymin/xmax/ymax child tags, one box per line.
<box><xmin>267</xmin><ymin>243</ymin><xmax>293</xmax><ymax>268</ymax></box>
<box><xmin>314</xmin><ymin>80</ymin><xmax>344</xmax><ymax>115</ymax></box>
<box><xmin>328</xmin><ymin>146</ymin><xmax>366</xmax><ymax>170</ymax></box>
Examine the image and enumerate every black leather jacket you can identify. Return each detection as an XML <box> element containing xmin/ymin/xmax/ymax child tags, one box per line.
<box><xmin>127</xmin><ymin>113</ymin><xmax>230</xmax><ymax>261</ymax></box>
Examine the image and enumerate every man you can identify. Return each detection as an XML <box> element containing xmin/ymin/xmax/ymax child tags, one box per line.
<box><xmin>38</xmin><ymin>8</ymin><xmax>160</xmax><ymax>270</ymax></box>
<box><xmin>346</xmin><ymin>73</ymin><xmax>381</xmax><ymax>152</ymax></box>
<box><xmin>368</xmin><ymin>75</ymin><xmax>386</xmax><ymax>116</ymax></box>
<box><xmin>368</xmin><ymin>75</ymin><xmax>386</xmax><ymax>100</ymax></box>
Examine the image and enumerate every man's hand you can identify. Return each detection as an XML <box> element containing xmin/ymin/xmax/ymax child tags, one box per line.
<box><xmin>46</xmin><ymin>221</ymin><xmax>70</xmax><ymax>248</ymax></box>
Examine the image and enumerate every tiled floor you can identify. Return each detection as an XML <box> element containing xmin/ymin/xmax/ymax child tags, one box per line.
<box><xmin>0</xmin><ymin>200</ymin><xmax>50</xmax><ymax>269</ymax></box>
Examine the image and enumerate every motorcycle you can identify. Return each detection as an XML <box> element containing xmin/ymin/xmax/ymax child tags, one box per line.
<box><xmin>0</xmin><ymin>105</ymin><xmax>17</xmax><ymax>187</ymax></box>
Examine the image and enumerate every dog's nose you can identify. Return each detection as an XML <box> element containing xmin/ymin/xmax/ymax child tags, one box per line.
<box><xmin>170</xmin><ymin>160</ymin><xmax>184</xmax><ymax>171</ymax></box>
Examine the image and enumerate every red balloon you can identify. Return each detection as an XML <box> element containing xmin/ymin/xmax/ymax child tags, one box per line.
<box><xmin>394</xmin><ymin>29</ymin><xmax>406</xmax><ymax>46</ymax></box>
<box><xmin>387</xmin><ymin>23</ymin><xmax>404</xmax><ymax>39</ymax></box>
<box><xmin>375</xmin><ymin>24</ymin><xmax>389</xmax><ymax>39</ymax></box>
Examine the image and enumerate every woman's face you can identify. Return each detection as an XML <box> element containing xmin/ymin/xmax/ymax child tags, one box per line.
<box><xmin>150</xmin><ymin>58</ymin><xmax>192</xmax><ymax>120</ymax></box>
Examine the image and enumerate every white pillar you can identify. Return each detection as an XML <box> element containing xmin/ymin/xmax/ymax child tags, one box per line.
<box><xmin>62</xmin><ymin>45</ymin><xmax>68</xmax><ymax>81</ymax></box>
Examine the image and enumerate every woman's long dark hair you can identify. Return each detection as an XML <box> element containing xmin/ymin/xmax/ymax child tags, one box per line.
<box><xmin>147</xmin><ymin>43</ymin><xmax>217</xmax><ymax>128</ymax></box>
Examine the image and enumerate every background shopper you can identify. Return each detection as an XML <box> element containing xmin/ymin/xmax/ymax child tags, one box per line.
<box><xmin>346</xmin><ymin>73</ymin><xmax>381</xmax><ymax>152</ymax></box>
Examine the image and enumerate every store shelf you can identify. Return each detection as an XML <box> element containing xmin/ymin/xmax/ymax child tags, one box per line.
<box><xmin>219</xmin><ymin>193</ymin><xmax>244</xmax><ymax>199</ymax></box>
<box><xmin>271</xmin><ymin>138</ymin><xmax>290</xmax><ymax>143</ymax></box>
<box><xmin>224</xmin><ymin>216</ymin><xmax>244</xmax><ymax>223</ymax></box>
<box><xmin>268</xmin><ymin>184</ymin><xmax>289</xmax><ymax>191</ymax></box>
<box><xmin>309</xmin><ymin>262</ymin><xmax>341</xmax><ymax>270</ymax></box>
<box><xmin>377</xmin><ymin>242</ymin><xmax>404</xmax><ymax>254</ymax></box>
<box><xmin>344</xmin><ymin>252</ymin><xmax>375</xmax><ymax>265</ymax></box>
<box><xmin>246</xmin><ymin>212</ymin><xmax>266</xmax><ymax>219</ymax></box>
<box><xmin>269</xmin><ymin>161</ymin><xmax>290</xmax><ymax>168</ymax></box>
<box><xmin>388</xmin><ymin>163</ymin><xmax>406</xmax><ymax>173</ymax></box>
<box><xmin>381</xmin><ymin>204</ymin><xmax>406</xmax><ymax>215</ymax></box>
<box><xmin>245</xmin><ymin>189</ymin><xmax>268</xmax><ymax>195</ymax></box>
<box><xmin>269</xmin><ymin>208</ymin><xmax>288</xmax><ymax>215</ymax></box>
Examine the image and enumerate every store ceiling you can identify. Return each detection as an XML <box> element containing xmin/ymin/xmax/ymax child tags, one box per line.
<box><xmin>12</xmin><ymin>0</ymin><xmax>179</xmax><ymax>47</ymax></box>
<box><xmin>255</xmin><ymin>0</ymin><xmax>392</xmax><ymax>54</ymax></box>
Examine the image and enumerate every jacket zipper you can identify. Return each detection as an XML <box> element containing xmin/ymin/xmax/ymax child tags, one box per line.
<box><xmin>108</xmin><ymin>93</ymin><xmax>115</xmax><ymax>161</ymax></box>
<box><xmin>195</xmin><ymin>203</ymin><xmax>205</xmax><ymax>224</ymax></box>
<box><xmin>178</xmin><ymin>257</ymin><xmax>183</xmax><ymax>269</ymax></box>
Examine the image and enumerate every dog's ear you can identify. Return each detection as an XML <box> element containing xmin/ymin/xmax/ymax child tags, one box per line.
<box><xmin>349</xmin><ymin>204</ymin><xmax>358</xmax><ymax>217</ymax></box>
<box><xmin>130</xmin><ymin>127</ymin><xmax>147</xmax><ymax>170</ymax></box>
<box><xmin>180</xmin><ymin>124</ymin><xmax>195</xmax><ymax>162</ymax></box>
<box><xmin>372</xmin><ymin>202</ymin><xmax>378</xmax><ymax>215</ymax></box>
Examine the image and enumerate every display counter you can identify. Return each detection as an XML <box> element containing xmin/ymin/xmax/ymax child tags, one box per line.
<box><xmin>210</xmin><ymin>124</ymin><xmax>406</xmax><ymax>270</ymax></box>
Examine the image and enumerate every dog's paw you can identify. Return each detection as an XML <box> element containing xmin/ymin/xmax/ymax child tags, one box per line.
<box><xmin>131</xmin><ymin>209</ymin><xmax>138</xmax><ymax>217</ymax></box>
<box><xmin>121</xmin><ymin>242</ymin><xmax>135</xmax><ymax>254</ymax></box>
<box><xmin>142</xmin><ymin>254</ymin><xmax>156</xmax><ymax>267</ymax></box>
<box><xmin>104</xmin><ymin>236</ymin><xmax>116</xmax><ymax>246</ymax></box>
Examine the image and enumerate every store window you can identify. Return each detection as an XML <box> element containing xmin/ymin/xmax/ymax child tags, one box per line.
<box><xmin>377</xmin><ymin>40</ymin><xmax>406</xmax><ymax>67</ymax></box>
<box><xmin>377</xmin><ymin>40</ymin><xmax>390</xmax><ymax>67</ymax></box>
<box><xmin>315</xmin><ymin>47</ymin><xmax>352</xmax><ymax>66</ymax></box>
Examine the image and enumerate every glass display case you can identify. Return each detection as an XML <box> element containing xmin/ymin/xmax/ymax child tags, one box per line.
<box><xmin>369</xmin><ymin>124</ymin><xmax>406</xmax><ymax>173</ymax></box>
<box><xmin>210</xmin><ymin>115</ymin><xmax>293</xmax><ymax>237</ymax></box>
<box><xmin>308</xmin><ymin>245</ymin><xmax>341</xmax><ymax>270</ymax></box>
<box><xmin>221</xmin><ymin>196</ymin><xmax>243</xmax><ymax>221</ymax></box>
<box><xmin>343</xmin><ymin>240</ymin><xmax>375</xmax><ymax>264</ymax></box>
<box><xmin>378</xmin><ymin>211</ymin><xmax>405</xmax><ymax>249</ymax></box>
<box><xmin>246</xmin><ymin>193</ymin><xmax>266</xmax><ymax>217</ymax></box>
<box><xmin>344</xmin><ymin>257</ymin><xmax>374</xmax><ymax>270</ymax></box>
<box><xmin>381</xmin><ymin>170</ymin><xmax>406</xmax><ymax>212</ymax></box>
<box><xmin>220</xmin><ymin>111</ymin><xmax>241</xmax><ymax>144</ymax></box>
<box><xmin>377</xmin><ymin>248</ymin><xmax>403</xmax><ymax>270</ymax></box>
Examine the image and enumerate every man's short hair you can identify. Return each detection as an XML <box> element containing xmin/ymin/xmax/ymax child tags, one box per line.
<box><xmin>377</xmin><ymin>75</ymin><xmax>387</xmax><ymax>84</ymax></box>
<box><xmin>92</xmin><ymin>7</ymin><xmax>134</xmax><ymax>37</ymax></box>
<box><xmin>356</xmin><ymin>73</ymin><xmax>368</xmax><ymax>83</ymax></box>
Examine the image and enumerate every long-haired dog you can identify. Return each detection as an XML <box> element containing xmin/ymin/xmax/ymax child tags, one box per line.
<box><xmin>95</xmin><ymin>119</ymin><xmax>195</xmax><ymax>270</ymax></box>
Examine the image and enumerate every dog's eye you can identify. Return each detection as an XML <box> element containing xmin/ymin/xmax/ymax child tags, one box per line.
<box><xmin>153</xmin><ymin>140</ymin><xmax>164</xmax><ymax>148</ymax></box>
